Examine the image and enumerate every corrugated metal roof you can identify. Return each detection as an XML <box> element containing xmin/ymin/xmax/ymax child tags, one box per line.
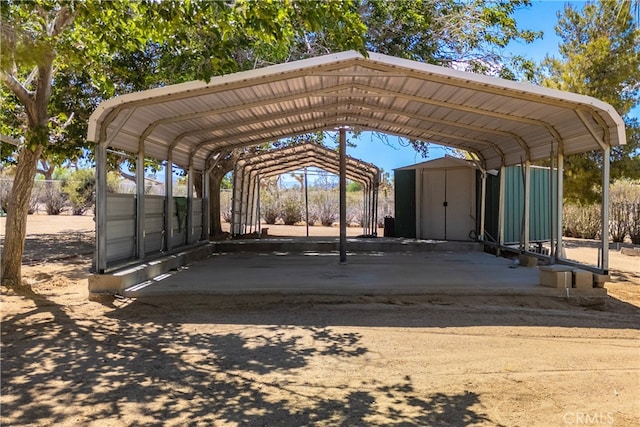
<box><xmin>88</xmin><ymin>51</ymin><xmax>626</xmax><ymax>171</ymax></box>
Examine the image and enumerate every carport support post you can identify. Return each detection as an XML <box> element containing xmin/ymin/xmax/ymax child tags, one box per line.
<box><xmin>339</xmin><ymin>128</ymin><xmax>347</xmax><ymax>263</ymax></box>
<box><xmin>524</xmin><ymin>160</ymin><xmax>531</xmax><ymax>251</ymax></box>
<box><xmin>257</xmin><ymin>173</ymin><xmax>261</xmax><ymax>235</ymax></box>
<box><xmin>136</xmin><ymin>149</ymin><xmax>145</xmax><ymax>260</ymax></box>
<box><xmin>230</xmin><ymin>162</ymin><xmax>240</xmax><ymax>236</ymax></box>
<box><xmin>304</xmin><ymin>167</ymin><xmax>309</xmax><ymax>238</ymax></box>
<box><xmin>373</xmin><ymin>180</ymin><xmax>379</xmax><ymax>236</ymax></box>
<box><xmin>202</xmin><ymin>167</ymin><xmax>210</xmax><ymax>240</ymax></box>
<box><xmin>479</xmin><ymin>170</ymin><xmax>486</xmax><ymax>241</ymax></box>
<box><xmin>601</xmin><ymin>147</ymin><xmax>610</xmax><ymax>273</ymax></box>
<box><xmin>497</xmin><ymin>165</ymin><xmax>506</xmax><ymax>254</ymax></box>
<box><xmin>165</xmin><ymin>158</ymin><xmax>174</xmax><ymax>252</ymax></box>
<box><xmin>555</xmin><ymin>152</ymin><xmax>564</xmax><ymax>259</ymax></box>
<box><xmin>363</xmin><ymin>183</ymin><xmax>369</xmax><ymax>235</ymax></box>
<box><xmin>95</xmin><ymin>143</ymin><xmax>107</xmax><ymax>273</ymax></box>
<box><xmin>187</xmin><ymin>166</ymin><xmax>194</xmax><ymax>244</ymax></box>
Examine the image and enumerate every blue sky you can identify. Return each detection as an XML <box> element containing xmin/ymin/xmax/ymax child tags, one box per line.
<box><xmin>344</xmin><ymin>0</ymin><xmax>603</xmax><ymax>173</ymax></box>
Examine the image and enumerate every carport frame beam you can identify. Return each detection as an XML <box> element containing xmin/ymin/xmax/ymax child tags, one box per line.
<box><xmin>339</xmin><ymin>128</ymin><xmax>347</xmax><ymax>263</ymax></box>
<box><xmin>95</xmin><ymin>143</ymin><xmax>108</xmax><ymax>273</ymax></box>
<box><xmin>601</xmin><ymin>147</ymin><xmax>610</xmax><ymax>273</ymax></box>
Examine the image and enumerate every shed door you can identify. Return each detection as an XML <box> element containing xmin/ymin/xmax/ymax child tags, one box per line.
<box><xmin>420</xmin><ymin>167</ymin><xmax>476</xmax><ymax>241</ymax></box>
<box><xmin>446</xmin><ymin>168</ymin><xmax>475</xmax><ymax>240</ymax></box>
<box><xmin>421</xmin><ymin>169</ymin><xmax>446</xmax><ymax>240</ymax></box>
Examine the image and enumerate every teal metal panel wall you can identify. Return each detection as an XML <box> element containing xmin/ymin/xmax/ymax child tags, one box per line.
<box><xmin>485</xmin><ymin>166</ymin><xmax>556</xmax><ymax>244</ymax></box>
<box><xmin>504</xmin><ymin>167</ymin><xmax>525</xmax><ymax>243</ymax></box>
<box><xmin>394</xmin><ymin>169</ymin><xmax>416</xmax><ymax>238</ymax></box>
<box><xmin>529</xmin><ymin>167</ymin><xmax>556</xmax><ymax>242</ymax></box>
<box><xmin>482</xmin><ymin>172</ymin><xmax>501</xmax><ymax>243</ymax></box>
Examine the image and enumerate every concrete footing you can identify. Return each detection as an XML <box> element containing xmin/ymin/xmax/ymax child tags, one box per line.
<box><xmin>88</xmin><ymin>243</ymin><xmax>213</xmax><ymax>296</ymax></box>
<box><xmin>88</xmin><ymin>238</ymin><xmax>608</xmax><ymax>301</ymax></box>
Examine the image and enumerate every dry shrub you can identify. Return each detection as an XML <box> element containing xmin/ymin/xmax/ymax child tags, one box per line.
<box><xmin>261</xmin><ymin>195</ymin><xmax>280</xmax><ymax>225</ymax></box>
<box><xmin>609</xmin><ymin>180</ymin><xmax>640</xmax><ymax>243</ymax></box>
<box><xmin>630</xmin><ymin>203</ymin><xmax>640</xmax><ymax>244</ymax></box>
<box><xmin>609</xmin><ymin>202</ymin><xmax>629</xmax><ymax>242</ymax></box>
<box><xmin>281</xmin><ymin>196</ymin><xmax>302</xmax><ymax>225</ymax></box>
<box><xmin>42</xmin><ymin>182</ymin><xmax>67</xmax><ymax>215</ymax></box>
<box><xmin>563</xmin><ymin>203</ymin><xmax>600</xmax><ymax>239</ymax></box>
<box><xmin>221</xmin><ymin>209</ymin><xmax>232</xmax><ymax>223</ymax></box>
<box><xmin>312</xmin><ymin>190</ymin><xmax>337</xmax><ymax>226</ymax></box>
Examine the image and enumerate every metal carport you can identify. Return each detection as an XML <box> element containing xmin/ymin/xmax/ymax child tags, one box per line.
<box><xmin>231</xmin><ymin>143</ymin><xmax>380</xmax><ymax>237</ymax></box>
<box><xmin>88</xmin><ymin>50</ymin><xmax>626</xmax><ymax>275</ymax></box>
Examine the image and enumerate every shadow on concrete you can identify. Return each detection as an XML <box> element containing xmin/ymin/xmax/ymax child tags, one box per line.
<box><xmin>1</xmin><ymin>293</ymin><xmax>500</xmax><ymax>426</ymax></box>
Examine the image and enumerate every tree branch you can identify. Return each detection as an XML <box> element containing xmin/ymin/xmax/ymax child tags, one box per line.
<box><xmin>0</xmin><ymin>70</ymin><xmax>34</xmax><ymax>109</ymax></box>
<box><xmin>23</xmin><ymin>66</ymin><xmax>39</xmax><ymax>88</ymax></box>
<box><xmin>48</xmin><ymin>6</ymin><xmax>74</xmax><ymax>37</ymax></box>
<box><xmin>0</xmin><ymin>134</ymin><xmax>21</xmax><ymax>146</ymax></box>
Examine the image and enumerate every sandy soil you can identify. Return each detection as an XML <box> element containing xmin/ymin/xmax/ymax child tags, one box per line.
<box><xmin>1</xmin><ymin>214</ymin><xmax>639</xmax><ymax>426</ymax></box>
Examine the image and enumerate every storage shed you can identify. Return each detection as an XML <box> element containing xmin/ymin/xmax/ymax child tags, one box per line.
<box><xmin>395</xmin><ymin>157</ymin><xmax>555</xmax><ymax>246</ymax></box>
<box><xmin>396</xmin><ymin>157</ymin><xmax>479</xmax><ymax>241</ymax></box>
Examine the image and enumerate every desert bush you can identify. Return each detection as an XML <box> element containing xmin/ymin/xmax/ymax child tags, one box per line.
<box><xmin>630</xmin><ymin>202</ymin><xmax>640</xmax><ymax>244</ymax></box>
<box><xmin>261</xmin><ymin>195</ymin><xmax>280</xmax><ymax>225</ymax></box>
<box><xmin>0</xmin><ymin>179</ymin><xmax>11</xmax><ymax>213</ymax></box>
<box><xmin>62</xmin><ymin>169</ymin><xmax>96</xmax><ymax>215</ymax></box>
<box><xmin>42</xmin><ymin>181</ymin><xmax>67</xmax><ymax>215</ymax></box>
<box><xmin>306</xmin><ymin>212</ymin><xmax>318</xmax><ymax>226</ymax></box>
<box><xmin>281</xmin><ymin>196</ymin><xmax>302</xmax><ymax>225</ymax></box>
<box><xmin>563</xmin><ymin>203</ymin><xmax>601</xmax><ymax>239</ymax></box>
<box><xmin>312</xmin><ymin>190</ymin><xmax>337</xmax><ymax>226</ymax></box>
<box><xmin>221</xmin><ymin>209</ymin><xmax>232</xmax><ymax>223</ymax></box>
<box><xmin>609</xmin><ymin>202</ymin><xmax>629</xmax><ymax>242</ymax></box>
<box><xmin>2</xmin><ymin>179</ymin><xmax>41</xmax><ymax>214</ymax></box>
<box><xmin>609</xmin><ymin>179</ymin><xmax>640</xmax><ymax>243</ymax></box>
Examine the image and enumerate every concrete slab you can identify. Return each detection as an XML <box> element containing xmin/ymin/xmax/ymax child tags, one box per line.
<box><xmin>121</xmin><ymin>251</ymin><xmax>606</xmax><ymax>299</ymax></box>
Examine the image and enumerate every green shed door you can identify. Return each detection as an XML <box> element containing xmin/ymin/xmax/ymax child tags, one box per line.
<box><xmin>394</xmin><ymin>169</ymin><xmax>416</xmax><ymax>238</ymax></box>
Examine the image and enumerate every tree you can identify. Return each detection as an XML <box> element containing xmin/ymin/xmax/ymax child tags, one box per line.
<box><xmin>1</xmin><ymin>0</ymin><xmax>538</xmax><ymax>287</ymax></box>
<box><xmin>359</xmin><ymin>0</ymin><xmax>541</xmax><ymax>156</ymax></box>
<box><xmin>0</xmin><ymin>0</ymin><xmax>366</xmax><ymax>289</ymax></box>
<box><xmin>539</xmin><ymin>0</ymin><xmax>640</xmax><ymax>203</ymax></box>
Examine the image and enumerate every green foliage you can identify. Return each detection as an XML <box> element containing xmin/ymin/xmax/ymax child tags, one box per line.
<box><xmin>347</xmin><ymin>181</ymin><xmax>363</xmax><ymax>192</ymax></box>
<box><xmin>362</xmin><ymin>0</ymin><xmax>539</xmax><ymax>68</ymax></box>
<box><xmin>280</xmin><ymin>196</ymin><xmax>303</xmax><ymax>225</ymax></box>
<box><xmin>61</xmin><ymin>169</ymin><xmax>95</xmax><ymax>215</ymax></box>
<box><xmin>540</xmin><ymin>0</ymin><xmax>640</xmax><ymax>202</ymax></box>
<box><xmin>360</xmin><ymin>0</ymin><xmax>540</xmax><ymax>156</ymax></box>
<box><xmin>220</xmin><ymin>174</ymin><xmax>232</xmax><ymax>190</ymax></box>
<box><xmin>1</xmin><ymin>0</ymin><xmax>367</xmax><ymax>170</ymax></box>
<box><xmin>541</xmin><ymin>1</ymin><xmax>639</xmax><ymax>116</ymax></box>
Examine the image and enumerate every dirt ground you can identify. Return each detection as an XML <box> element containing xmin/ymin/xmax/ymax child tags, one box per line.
<box><xmin>1</xmin><ymin>214</ymin><xmax>639</xmax><ymax>426</ymax></box>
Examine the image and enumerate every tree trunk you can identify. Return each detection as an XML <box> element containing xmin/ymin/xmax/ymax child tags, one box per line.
<box><xmin>1</xmin><ymin>145</ymin><xmax>43</xmax><ymax>288</ymax></box>
<box><xmin>209</xmin><ymin>169</ymin><xmax>226</xmax><ymax>236</ymax></box>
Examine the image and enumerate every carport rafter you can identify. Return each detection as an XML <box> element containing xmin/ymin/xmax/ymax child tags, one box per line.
<box><xmin>172</xmin><ymin>97</ymin><xmax>530</xmax><ymax>161</ymax></box>
<box><xmin>138</xmin><ymin>81</ymin><xmax>563</xmax><ymax>170</ymax></box>
<box><xmin>187</xmin><ymin>115</ymin><xmax>507</xmax><ymax>169</ymax></box>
